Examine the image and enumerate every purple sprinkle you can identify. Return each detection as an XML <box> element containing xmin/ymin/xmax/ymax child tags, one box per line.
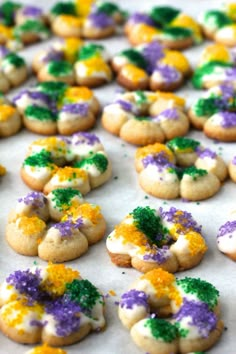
<box><xmin>21</xmin><ymin>5</ymin><xmax>43</xmax><ymax>17</ymax></box>
<box><xmin>45</xmin><ymin>297</ymin><xmax>82</xmax><ymax>336</ymax></box>
<box><xmin>53</xmin><ymin>218</ymin><xmax>83</xmax><ymax>237</ymax></box>
<box><xmin>18</xmin><ymin>191</ymin><xmax>46</xmax><ymax>208</ymax></box>
<box><xmin>218</xmin><ymin>111</ymin><xmax>236</xmax><ymax>128</ymax></box>
<box><xmin>153</xmin><ymin>108</ymin><xmax>178</xmax><ymax>122</ymax></box>
<box><xmin>159</xmin><ymin>206</ymin><xmax>202</xmax><ymax>234</ymax></box>
<box><xmin>142</xmin><ymin>153</ymin><xmax>173</xmax><ymax>169</ymax></box>
<box><xmin>174</xmin><ymin>298</ymin><xmax>217</xmax><ymax>338</ymax></box>
<box><xmin>114</xmin><ymin>301</ymin><xmax>119</xmax><ymax>306</ymax></box>
<box><xmin>72</xmin><ymin>132</ymin><xmax>100</xmax><ymax>145</ymax></box>
<box><xmin>120</xmin><ymin>289</ymin><xmax>149</xmax><ymax>309</ymax></box>
<box><xmin>88</xmin><ymin>12</ymin><xmax>114</xmax><ymax>28</ymax></box>
<box><xmin>153</xmin><ymin>64</ymin><xmax>181</xmax><ymax>84</ymax></box>
<box><xmin>127</xmin><ymin>12</ymin><xmax>155</xmax><ymax>26</ymax></box>
<box><xmin>114</xmin><ymin>99</ymin><xmax>133</xmax><ymax>112</ymax></box>
<box><xmin>0</xmin><ymin>45</ymin><xmax>10</xmax><ymax>59</ymax></box>
<box><xmin>219</xmin><ymin>83</ymin><xmax>235</xmax><ymax>99</ymax></box>
<box><xmin>13</xmin><ymin>89</ymin><xmax>51</xmax><ymax>106</ymax></box>
<box><xmin>143</xmin><ymin>246</ymin><xmax>169</xmax><ymax>263</ymax></box>
<box><xmin>225</xmin><ymin>67</ymin><xmax>236</xmax><ymax>80</ymax></box>
<box><xmin>196</xmin><ymin>148</ymin><xmax>217</xmax><ymax>159</ymax></box>
<box><xmin>141</xmin><ymin>41</ymin><xmax>164</xmax><ymax>74</ymax></box>
<box><xmin>30</xmin><ymin>319</ymin><xmax>47</xmax><ymax>328</ymax></box>
<box><xmin>61</xmin><ymin>103</ymin><xmax>89</xmax><ymax>116</ymax></box>
<box><xmin>232</xmin><ymin>156</ymin><xmax>236</xmax><ymax>165</ymax></box>
<box><xmin>42</xmin><ymin>49</ymin><xmax>64</xmax><ymax>63</ymax></box>
<box><xmin>217</xmin><ymin>220</ymin><xmax>236</xmax><ymax>237</ymax></box>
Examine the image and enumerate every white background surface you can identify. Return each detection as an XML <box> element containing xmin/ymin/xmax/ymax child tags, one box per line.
<box><xmin>0</xmin><ymin>0</ymin><xmax>236</xmax><ymax>353</ymax></box>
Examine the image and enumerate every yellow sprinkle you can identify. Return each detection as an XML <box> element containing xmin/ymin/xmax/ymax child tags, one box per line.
<box><xmin>54</xmin><ymin>166</ymin><xmax>88</xmax><ymax>182</ymax></box>
<box><xmin>114</xmin><ymin>223</ymin><xmax>148</xmax><ymax>247</ymax></box>
<box><xmin>136</xmin><ymin>143</ymin><xmax>175</xmax><ymax>162</ymax></box>
<box><xmin>42</xmin><ymin>263</ymin><xmax>79</xmax><ymax>296</ymax></box>
<box><xmin>155</xmin><ymin>91</ymin><xmax>185</xmax><ymax>106</ymax></box>
<box><xmin>170</xmin><ymin>13</ymin><xmax>202</xmax><ymax>42</ymax></box>
<box><xmin>141</xmin><ymin>268</ymin><xmax>182</xmax><ymax>305</ymax></box>
<box><xmin>29</xmin><ymin>343</ymin><xmax>67</xmax><ymax>354</ymax></box>
<box><xmin>58</xmin><ymin>14</ymin><xmax>82</xmax><ymax>27</ymax></box>
<box><xmin>0</xmin><ymin>105</ymin><xmax>16</xmax><ymax>121</ymax></box>
<box><xmin>75</xmin><ymin>0</ymin><xmax>94</xmax><ymax>17</ymax></box>
<box><xmin>130</xmin><ymin>23</ymin><xmax>160</xmax><ymax>43</ymax></box>
<box><xmin>161</xmin><ymin>50</ymin><xmax>190</xmax><ymax>75</ymax></box>
<box><xmin>64</xmin><ymin>37</ymin><xmax>84</xmax><ymax>62</ymax></box>
<box><xmin>121</xmin><ymin>64</ymin><xmax>147</xmax><ymax>83</ymax></box>
<box><xmin>225</xmin><ymin>3</ymin><xmax>236</xmax><ymax>20</ymax></box>
<box><xmin>199</xmin><ymin>44</ymin><xmax>231</xmax><ymax>65</ymax></box>
<box><xmin>18</xmin><ymin>216</ymin><xmax>46</xmax><ymax>236</ymax></box>
<box><xmin>0</xmin><ymin>24</ymin><xmax>13</xmax><ymax>39</ymax></box>
<box><xmin>185</xmin><ymin>232</ymin><xmax>208</xmax><ymax>256</ymax></box>
<box><xmin>31</xmin><ymin>137</ymin><xmax>67</xmax><ymax>156</ymax></box>
<box><xmin>109</xmin><ymin>290</ymin><xmax>116</xmax><ymax>296</ymax></box>
<box><xmin>0</xmin><ymin>164</ymin><xmax>6</xmax><ymax>176</ymax></box>
<box><xmin>64</xmin><ymin>86</ymin><xmax>93</xmax><ymax>102</ymax></box>
<box><xmin>65</xmin><ymin>203</ymin><xmax>102</xmax><ymax>224</ymax></box>
<box><xmin>77</xmin><ymin>57</ymin><xmax>112</xmax><ymax>79</ymax></box>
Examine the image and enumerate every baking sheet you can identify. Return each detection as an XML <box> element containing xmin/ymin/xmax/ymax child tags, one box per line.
<box><xmin>0</xmin><ymin>0</ymin><xmax>236</xmax><ymax>353</ymax></box>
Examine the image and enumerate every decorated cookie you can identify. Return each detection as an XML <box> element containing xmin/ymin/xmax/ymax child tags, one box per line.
<box><xmin>192</xmin><ymin>44</ymin><xmax>236</xmax><ymax>89</ymax></box>
<box><xmin>0</xmin><ymin>46</ymin><xmax>28</xmax><ymax>92</ymax></box>
<box><xmin>102</xmin><ymin>91</ymin><xmax>189</xmax><ymax>145</ymax></box>
<box><xmin>135</xmin><ymin>137</ymin><xmax>227</xmax><ymax>201</ymax></box>
<box><xmin>125</xmin><ymin>5</ymin><xmax>203</xmax><ymax>49</ymax></box>
<box><xmin>21</xmin><ymin>132</ymin><xmax>112</xmax><ymax>194</ymax></box>
<box><xmin>0</xmin><ymin>92</ymin><xmax>21</xmax><ymax>137</ymax></box>
<box><xmin>0</xmin><ymin>2</ymin><xmax>50</xmax><ymax>50</ymax></box>
<box><xmin>217</xmin><ymin>219</ymin><xmax>236</xmax><ymax>261</ymax></box>
<box><xmin>189</xmin><ymin>83</ymin><xmax>236</xmax><ymax>141</ymax></box>
<box><xmin>33</xmin><ymin>38</ymin><xmax>112</xmax><ymax>87</ymax></box>
<box><xmin>6</xmin><ymin>188</ymin><xmax>106</xmax><ymax>262</ymax></box>
<box><xmin>111</xmin><ymin>41</ymin><xmax>191</xmax><ymax>91</ymax></box>
<box><xmin>13</xmin><ymin>82</ymin><xmax>100</xmax><ymax>135</ymax></box>
<box><xmin>119</xmin><ymin>268</ymin><xmax>223</xmax><ymax>354</ymax></box>
<box><xmin>106</xmin><ymin>205</ymin><xmax>207</xmax><ymax>273</ymax></box>
<box><xmin>0</xmin><ymin>263</ymin><xmax>105</xmax><ymax>346</ymax></box>
<box><xmin>229</xmin><ymin>155</ymin><xmax>236</xmax><ymax>182</ymax></box>
<box><xmin>50</xmin><ymin>1</ymin><xmax>127</xmax><ymax>39</ymax></box>
<box><xmin>24</xmin><ymin>344</ymin><xmax>67</xmax><ymax>354</ymax></box>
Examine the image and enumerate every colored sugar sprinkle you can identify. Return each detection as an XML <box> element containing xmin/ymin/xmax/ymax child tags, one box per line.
<box><xmin>142</xmin><ymin>41</ymin><xmax>164</xmax><ymax>73</ymax></box>
<box><xmin>218</xmin><ymin>220</ymin><xmax>236</xmax><ymax>237</ymax></box>
<box><xmin>96</xmin><ymin>2</ymin><xmax>121</xmax><ymax>15</ymax></box>
<box><xmin>129</xmin><ymin>12</ymin><xmax>154</xmax><ymax>26</ymax></box>
<box><xmin>193</xmin><ymin>97</ymin><xmax>226</xmax><ymax>117</ymax></box>
<box><xmin>167</xmin><ymin>137</ymin><xmax>200</xmax><ymax>152</ymax></box>
<box><xmin>159</xmin><ymin>207</ymin><xmax>202</xmax><ymax>233</ymax></box>
<box><xmin>232</xmin><ymin>156</ymin><xmax>236</xmax><ymax>165</ymax></box>
<box><xmin>144</xmin><ymin>318</ymin><xmax>178</xmax><ymax>342</ymax></box>
<box><xmin>131</xmin><ymin>206</ymin><xmax>166</xmax><ymax>246</ymax></box>
<box><xmin>115</xmin><ymin>99</ymin><xmax>133</xmax><ymax>112</ymax></box>
<box><xmin>0</xmin><ymin>45</ymin><xmax>9</xmax><ymax>58</ymax></box>
<box><xmin>174</xmin><ymin>298</ymin><xmax>217</xmax><ymax>337</ymax></box>
<box><xmin>121</xmin><ymin>48</ymin><xmax>147</xmax><ymax>69</ymax></box>
<box><xmin>142</xmin><ymin>153</ymin><xmax>172</xmax><ymax>168</ymax></box>
<box><xmin>2</xmin><ymin>53</ymin><xmax>25</xmax><ymax>68</ymax></box>
<box><xmin>162</xmin><ymin>26</ymin><xmax>192</xmax><ymax>39</ymax></box>
<box><xmin>13</xmin><ymin>89</ymin><xmax>51</xmax><ymax>105</ymax></box>
<box><xmin>72</xmin><ymin>132</ymin><xmax>100</xmax><ymax>145</ymax></box>
<box><xmin>143</xmin><ymin>246</ymin><xmax>169</xmax><ymax>263</ymax></box>
<box><xmin>6</xmin><ymin>269</ymin><xmax>42</xmax><ymax>301</ymax></box>
<box><xmin>53</xmin><ymin>218</ymin><xmax>83</xmax><ymax>237</ymax></box>
<box><xmin>0</xmin><ymin>1</ymin><xmax>21</xmax><ymax>26</ymax></box>
<box><xmin>74</xmin><ymin>153</ymin><xmax>108</xmax><ymax>173</ymax></box>
<box><xmin>14</xmin><ymin>19</ymin><xmax>50</xmax><ymax>36</ymax></box>
<box><xmin>192</xmin><ymin>61</ymin><xmax>233</xmax><ymax>88</ymax></box>
<box><xmin>25</xmin><ymin>105</ymin><xmax>57</xmax><ymax>121</ymax></box>
<box><xmin>149</xmin><ymin>6</ymin><xmax>180</xmax><ymax>26</ymax></box>
<box><xmin>154</xmin><ymin>64</ymin><xmax>180</xmax><ymax>83</ymax></box>
<box><xmin>48</xmin><ymin>60</ymin><xmax>73</xmax><ymax>77</ymax></box>
<box><xmin>28</xmin><ymin>343</ymin><xmax>67</xmax><ymax>354</ymax></box>
<box><xmin>61</xmin><ymin>103</ymin><xmax>89</xmax><ymax>115</ymax></box>
<box><xmin>135</xmin><ymin>116</ymin><xmax>150</xmax><ymax>121</ymax></box>
<box><xmin>37</xmin><ymin>81</ymin><xmax>68</xmax><ymax>99</ymax></box>
<box><xmin>24</xmin><ymin>150</ymin><xmax>54</xmax><ymax>168</ymax></box>
<box><xmin>183</xmin><ymin>166</ymin><xmax>207</xmax><ymax>179</ymax></box>
<box><xmin>51</xmin><ymin>2</ymin><xmax>76</xmax><ymax>16</ymax></box>
<box><xmin>219</xmin><ymin>111</ymin><xmax>236</xmax><ymax>127</ymax></box>
<box><xmin>197</xmin><ymin>148</ymin><xmax>216</xmax><ymax>159</ymax></box>
<box><xmin>18</xmin><ymin>191</ymin><xmax>46</xmax><ymax>208</ymax></box>
<box><xmin>42</xmin><ymin>49</ymin><xmax>64</xmax><ymax>63</ymax></box>
<box><xmin>88</xmin><ymin>12</ymin><xmax>114</xmax><ymax>28</ymax></box>
<box><xmin>45</xmin><ymin>297</ymin><xmax>81</xmax><ymax>336</ymax></box>
<box><xmin>203</xmin><ymin>10</ymin><xmax>233</xmax><ymax>29</ymax></box>
<box><xmin>21</xmin><ymin>5</ymin><xmax>43</xmax><ymax>17</ymax></box>
<box><xmin>154</xmin><ymin>108</ymin><xmax>178</xmax><ymax>122</ymax></box>
<box><xmin>120</xmin><ymin>289</ymin><xmax>149</xmax><ymax>309</ymax></box>
<box><xmin>66</xmin><ymin>279</ymin><xmax>103</xmax><ymax>313</ymax></box>
<box><xmin>135</xmin><ymin>90</ymin><xmax>147</xmax><ymax>104</ymax></box>
<box><xmin>18</xmin><ymin>215</ymin><xmax>46</xmax><ymax>236</ymax></box>
<box><xmin>78</xmin><ymin>43</ymin><xmax>104</xmax><ymax>60</ymax></box>
<box><xmin>51</xmin><ymin>188</ymin><xmax>83</xmax><ymax>211</ymax></box>
<box><xmin>176</xmin><ymin>277</ymin><xmax>219</xmax><ymax>309</ymax></box>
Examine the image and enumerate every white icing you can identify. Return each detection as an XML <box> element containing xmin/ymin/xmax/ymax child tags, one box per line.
<box><xmin>75</xmin><ymin>62</ymin><xmax>110</xmax><ymax>80</ymax></box>
<box><xmin>217</xmin><ymin>232</ymin><xmax>236</xmax><ymax>253</ymax></box>
<box><xmin>58</xmin><ymin>111</ymin><xmax>88</xmax><ymax>122</ymax></box>
<box><xmin>14</xmin><ymin>93</ymin><xmax>48</xmax><ymax>112</ymax></box>
<box><xmin>143</xmin><ymin>164</ymin><xmax>179</xmax><ymax>184</ymax></box>
<box><xmin>174</xmin><ymin>315</ymin><xmax>201</xmax><ymax>339</ymax></box>
<box><xmin>215</xmin><ymin>25</ymin><xmax>236</xmax><ymax>41</ymax></box>
<box><xmin>104</xmin><ymin>103</ymin><xmax>135</xmax><ymax>120</ymax></box>
<box><xmin>23</xmin><ymin>164</ymin><xmax>53</xmax><ymax>180</ymax></box>
<box><xmin>206</xmin><ymin>112</ymin><xmax>224</xmax><ymax>126</ymax></box>
<box><xmin>196</xmin><ymin>156</ymin><xmax>217</xmax><ymax>169</ymax></box>
<box><xmin>151</xmin><ymin>70</ymin><xmax>181</xmax><ymax>84</ymax></box>
<box><xmin>112</xmin><ymin>55</ymin><xmax>129</xmax><ymax>67</ymax></box>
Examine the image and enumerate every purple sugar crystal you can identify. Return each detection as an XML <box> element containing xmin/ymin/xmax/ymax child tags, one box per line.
<box><xmin>0</xmin><ymin>45</ymin><xmax>10</xmax><ymax>59</ymax></box>
<box><xmin>142</xmin><ymin>153</ymin><xmax>173</xmax><ymax>169</ymax></box>
<box><xmin>141</xmin><ymin>41</ymin><xmax>164</xmax><ymax>74</ymax></box>
<box><xmin>115</xmin><ymin>99</ymin><xmax>133</xmax><ymax>112</ymax></box>
<box><xmin>21</xmin><ymin>5</ymin><xmax>43</xmax><ymax>17</ymax></box>
<box><xmin>196</xmin><ymin>148</ymin><xmax>217</xmax><ymax>159</ymax></box>
<box><xmin>13</xmin><ymin>89</ymin><xmax>51</xmax><ymax>106</ymax></box>
<box><xmin>128</xmin><ymin>12</ymin><xmax>155</xmax><ymax>26</ymax></box>
<box><xmin>53</xmin><ymin>218</ymin><xmax>83</xmax><ymax>237</ymax></box>
<box><xmin>218</xmin><ymin>111</ymin><xmax>236</xmax><ymax>128</ymax></box>
<box><xmin>42</xmin><ymin>49</ymin><xmax>64</xmax><ymax>63</ymax></box>
<box><xmin>217</xmin><ymin>220</ymin><xmax>236</xmax><ymax>238</ymax></box>
<box><xmin>153</xmin><ymin>64</ymin><xmax>181</xmax><ymax>83</ymax></box>
<box><xmin>72</xmin><ymin>132</ymin><xmax>100</xmax><ymax>145</ymax></box>
<box><xmin>18</xmin><ymin>191</ymin><xmax>46</xmax><ymax>208</ymax></box>
<box><xmin>143</xmin><ymin>245</ymin><xmax>169</xmax><ymax>263</ymax></box>
<box><xmin>88</xmin><ymin>12</ymin><xmax>114</xmax><ymax>28</ymax></box>
<box><xmin>120</xmin><ymin>289</ymin><xmax>149</xmax><ymax>309</ymax></box>
<box><xmin>153</xmin><ymin>108</ymin><xmax>178</xmax><ymax>122</ymax></box>
<box><xmin>61</xmin><ymin>103</ymin><xmax>89</xmax><ymax>116</ymax></box>
<box><xmin>232</xmin><ymin>156</ymin><xmax>236</xmax><ymax>165</ymax></box>
<box><xmin>225</xmin><ymin>67</ymin><xmax>236</xmax><ymax>80</ymax></box>
<box><xmin>219</xmin><ymin>83</ymin><xmax>235</xmax><ymax>99</ymax></box>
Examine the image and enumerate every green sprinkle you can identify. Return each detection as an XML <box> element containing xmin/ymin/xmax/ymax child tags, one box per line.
<box><xmin>50</xmin><ymin>2</ymin><xmax>77</xmax><ymax>16</ymax></box>
<box><xmin>183</xmin><ymin>166</ymin><xmax>207</xmax><ymax>180</ymax></box>
<box><xmin>74</xmin><ymin>153</ymin><xmax>108</xmax><ymax>173</ymax></box>
<box><xmin>114</xmin><ymin>176</ymin><xmax>118</xmax><ymax>180</ymax></box>
<box><xmin>167</xmin><ymin>137</ymin><xmax>200</xmax><ymax>152</ymax></box>
<box><xmin>134</xmin><ymin>116</ymin><xmax>150</xmax><ymax>121</ymax></box>
<box><xmin>135</xmin><ymin>90</ymin><xmax>147</xmax><ymax>105</ymax></box>
<box><xmin>120</xmin><ymin>49</ymin><xmax>147</xmax><ymax>69</ymax></box>
<box><xmin>66</xmin><ymin>279</ymin><xmax>103</xmax><ymax>313</ymax></box>
<box><xmin>25</xmin><ymin>105</ymin><xmax>57</xmax><ymax>122</ymax></box>
<box><xmin>193</xmin><ymin>97</ymin><xmax>222</xmax><ymax>117</ymax></box>
<box><xmin>176</xmin><ymin>277</ymin><xmax>219</xmax><ymax>309</ymax></box>
<box><xmin>78</xmin><ymin>43</ymin><xmax>105</xmax><ymax>60</ymax></box>
<box><xmin>23</xmin><ymin>150</ymin><xmax>54</xmax><ymax>168</ymax></box>
<box><xmin>131</xmin><ymin>206</ymin><xmax>166</xmax><ymax>246</ymax></box>
<box><xmin>174</xmin><ymin>322</ymin><xmax>189</xmax><ymax>338</ymax></box>
<box><xmin>144</xmin><ymin>318</ymin><xmax>178</xmax><ymax>342</ymax></box>
<box><xmin>48</xmin><ymin>60</ymin><xmax>73</xmax><ymax>77</ymax></box>
<box><xmin>203</xmin><ymin>10</ymin><xmax>233</xmax><ymax>30</ymax></box>
<box><xmin>149</xmin><ymin>6</ymin><xmax>180</xmax><ymax>26</ymax></box>
<box><xmin>37</xmin><ymin>81</ymin><xmax>68</xmax><ymax>100</ymax></box>
<box><xmin>33</xmin><ymin>260</ymin><xmax>38</xmax><ymax>265</ymax></box>
<box><xmin>97</xmin><ymin>2</ymin><xmax>119</xmax><ymax>15</ymax></box>
<box><xmin>2</xmin><ymin>53</ymin><xmax>25</xmax><ymax>68</ymax></box>
<box><xmin>51</xmin><ymin>188</ymin><xmax>82</xmax><ymax>211</ymax></box>
<box><xmin>14</xmin><ymin>20</ymin><xmax>50</xmax><ymax>38</ymax></box>
<box><xmin>144</xmin><ymin>196</ymin><xmax>149</xmax><ymax>199</ymax></box>
<box><xmin>196</xmin><ymin>202</ymin><xmax>200</xmax><ymax>205</ymax></box>
<box><xmin>192</xmin><ymin>61</ymin><xmax>233</xmax><ymax>89</ymax></box>
<box><xmin>0</xmin><ymin>1</ymin><xmax>21</xmax><ymax>26</ymax></box>
<box><xmin>162</xmin><ymin>26</ymin><xmax>192</xmax><ymax>39</ymax></box>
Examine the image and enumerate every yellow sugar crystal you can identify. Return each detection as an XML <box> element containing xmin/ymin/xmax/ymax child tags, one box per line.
<box><xmin>0</xmin><ymin>105</ymin><xmax>16</xmax><ymax>121</ymax></box>
<box><xmin>161</xmin><ymin>50</ymin><xmax>190</xmax><ymax>75</ymax></box>
<box><xmin>65</xmin><ymin>203</ymin><xmax>102</xmax><ymax>224</ymax></box>
<box><xmin>170</xmin><ymin>13</ymin><xmax>202</xmax><ymax>42</ymax></box>
<box><xmin>75</xmin><ymin>0</ymin><xmax>94</xmax><ymax>17</ymax></box>
<box><xmin>18</xmin><ymin>216</ymin><xmax>46</xmax><ymax>236</ymax></box>
<box><xmin>64</xmin><ymin>86</ymin><xmax>93</xmax><ymax>102</ymax></box>
<box><xmin>200</xmin><ymin>44</ymin><xmax>231</xmax><ymax>65</ymax></box>
<box><xmin>121</xmin><ymin>64</ymin><xmax>147</xmax><ymax>83</ymax></box>
<box><xmin>136</xmin><ymin>143</ymin><xmax>175</xmax><ymax>162</ymax></box>
<box><xmin>64</xmin><ymin>37</ymin><xmax>84</xmax><ymax>62</ymax></box>
<box><xmin>185</xmin><ymin>232</ymin><xmax>207</xmax><ymax>256</ymax></box>
<box><xmin>78</xmin><ymin>57</ymin><xmax>112</xmax><ymax>78</ymax></box>
<box><xmin>225</xmin><ymin>2</ymin><xmax>236</xmax><ymax>20</ymax></box>
<box><xmin>29</xmin><ymin>343</ymin><xmax>67</xmax><ymax>354</ymax></box>
<box><xmin>0</xmin><ymin>24</ymin><xmax>13</xmax><ymax>39</ymax></box>
<box><xmin>55</xmin><ymin>166</ymin><xmax>88</xmax><ymax>182</ymax></box>
<box><xmin>155</xmin><ymin>91</ymin><xmax>185</xmax><ymax>106</ymax></box>
<box><xmin>58</xmin><ymin>14</ymin><xmax>82</xmax><ymax>27</ymax></box>
<box><xmin>130</xmin><ymin>23</ymin><xmax>160</xmax><ymax>43</ymax></box>
<box><xmin>114</xmin><ymin>223</ymin><xmax>147</xmax><ymax>247</ymax></box>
